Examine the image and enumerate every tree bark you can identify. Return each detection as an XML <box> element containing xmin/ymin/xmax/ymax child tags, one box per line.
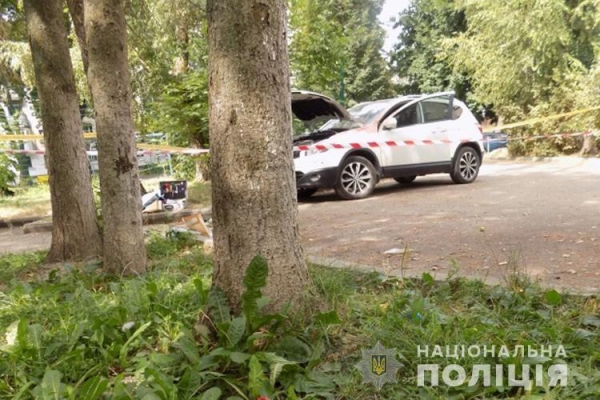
<box><xmin>84</xmin><ymin>0</ymin><xmax>146</xmax><ymax>274</ymax></box>
<box><xmin>580</xmin><ymin>134</ymin><xmax>598</xmax><ymax>157</ymax></box>
<box><xmin>24</xmin><ymin>0</ymin><xmax>102</xmax><ymax>262</ymax></box>
<box><xmin>208</xmin><ymin>0</ymin><xmax>309</xmax><ymax>310</ymax></box>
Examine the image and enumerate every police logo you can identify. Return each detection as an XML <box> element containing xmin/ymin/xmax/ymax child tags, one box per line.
<box><xmin>357</xmin><ymin>341</ymin><xmax>402</xmax><ymax>391</ymax></box>
<box><xmin>372</xmin><ymin>354</ymin><xmax>386</xmax><ymax>376</ymax></box>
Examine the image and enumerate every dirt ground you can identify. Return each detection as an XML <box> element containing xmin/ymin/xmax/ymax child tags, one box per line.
<box><xmin>1</xmin><ymin>158</ymin><xmax>599</xmax><ymax>293</ymax></box>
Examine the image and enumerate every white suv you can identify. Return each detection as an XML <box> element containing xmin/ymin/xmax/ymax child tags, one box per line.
<box><xmin>292</xmin><ymin>91</ymin><xmax>484</xmax><ymax>200</ymax></box>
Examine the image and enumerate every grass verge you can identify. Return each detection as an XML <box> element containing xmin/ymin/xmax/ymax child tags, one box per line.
<box><xmin>0</xmin><ymin>236</ymin><xmax>598</xmax><ymax>399</ymax></box>
<box><xmin>0</xmin><ymin>185</ymin><xmax>51</xmax><ymax>221</ymax></box>
<box><xmin>0</xmin><ymin>179</ymin><xmax>211</xmax><ymax>222</ymax></box>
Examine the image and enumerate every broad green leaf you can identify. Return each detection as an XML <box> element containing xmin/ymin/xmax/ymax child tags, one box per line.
<box><xmin>575</xmin><ymin>328</ymin><xmax>596</xmax><ymax>340</ymax></box>
<box><xmin>315</xmin><ymin>310</ymin><xmax>342</xmax><ymax>326</ymax></box>
<box><xmin>242</xmin><ymin>256</ymin><xmax>269</xmax><ymax>321</ymax></box>
<box><xmin>248</xmin><ymin>355</ymin><xmax>264</xmax><ymax>398</ymax></box>
<box><xmin>226</xmin><ymin>317</ymin><xmax>246</xmax><ymax>348</ymax></box>
<box><xmin>276</xmin><ymin>337</ymin><xmax>312</xmax><ymax>363</ymax></box>
<box><xmin>287</xmin><ymin>385</ymin><xmax>299</xmax><ymax>400</ymax></box>
<box><xmin>243</xmin><ymin>256</ymin><xmax>268</xmax><ymax>291</ymax></box>
<box><xmin>29</xmin><ymin>323</ymin><xmax>43</xmax><ymax>354</ymax></box>
<box><xmin>544</xmin><ymin>290</ymin><xmax>562</xmax><ymax>306</ymax></box>
<box><xmin>200</xmin><ymin>387</ymin><xmax>222</xmax><ymax>400</ymax></box>
<box><xmin>207</xmin><ymin>288</ymin><xmax>231</xmax><ymax>324</ymax></box>
<box><xmin>582</xmin><ymin>315</ymin><xmax>600</xmax><ymax>328</ymax></box>
<box><xmin>422</xmin><ymin>272</ymin><xmax>435</xmax><ymax>285</ymax></box>
<box><xmin>174</xmin><ymin>335</ymin><xmax>201</xmax><ymax>365</ymax></box>
<box><xmin>229</xmin><ymin>352</ymin><xmax>251</xmax><ymax>364</ymax></box>
<box><xmin>38</xmin><ymin>369</ymin><xmax>65</xmax><ymax>400</ymax></box>
<box><xmin>78</xmin><ymin>376</ymin><xmax>108</xmax><ymax>400</ymax></box>
<box><xmin>16</xmin><ymin>319</ymin><xmax>28</xmax><ymax>349</ymax></box>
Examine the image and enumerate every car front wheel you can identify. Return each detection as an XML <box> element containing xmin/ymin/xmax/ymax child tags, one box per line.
<box><xmin>335</xmin><ymin>156</ymin><xmax>377</xmax><ymax>200</ymax></box>
<box><xmin>451</xmin><ymin>147</ymin><xmax>480</xmax><ymax>184</ymax></box>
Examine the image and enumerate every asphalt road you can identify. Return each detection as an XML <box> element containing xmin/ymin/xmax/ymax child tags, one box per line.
<box><xmin>1</xmin><ymin>158</ymin><xmax>599</xmax><ymax>292</ymax></box>
<box><xmin>298</xmin><ymin>158</ymin><xmax>600</xmax><ymax>293</ymax></box>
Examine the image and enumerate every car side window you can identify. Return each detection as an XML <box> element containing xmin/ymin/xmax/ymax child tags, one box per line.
<box><xmin>394</xmin><ymin>103</ymin><xmax>420</xmax><ymax>128</ymax></box>
<box><xmin>421</xmin><ymin>98</ymin><xmax>451</xmax><ymax>123</ymax></box>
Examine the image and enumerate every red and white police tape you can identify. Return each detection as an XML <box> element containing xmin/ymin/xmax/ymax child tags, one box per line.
<box><xmin>0</xmin><ymin>148</ymin><xmax>209</xmax><ymax>156</ymax></box>
<box><xmin>294</xmin><ymin>131</ymin><xmax>599</xmax><ymax>152</ymax></box>
<box><xmin>293</xmin><ymin>138</ymin><xmax>459</xmax><ymax>152</ymax></box>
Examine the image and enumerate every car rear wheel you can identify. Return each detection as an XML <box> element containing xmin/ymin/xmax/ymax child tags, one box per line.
<box><xmin>335</xmin><ymin>156</ymin><xmax>377</xmax><ymax>200</ymax></box>
<box><xmin>297</xmin><ymin>188</ymin><xmax>317</xmax><ymax>200</ymax></box>
<box><xmin>394</xmin><ymin>175</ymin><xmax>416</xmax><ymax>184</ymax></box>
<box><xmin>451</xmin><ymin>147</ymin><xmax>480</xmax><ymax>184</ymax></box>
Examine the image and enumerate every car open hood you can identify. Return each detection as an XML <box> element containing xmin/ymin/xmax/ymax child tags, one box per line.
<box><xmin>291</xmin><ymin>90</ymin><xmax>353</xmax><ymax>121</ymax></box>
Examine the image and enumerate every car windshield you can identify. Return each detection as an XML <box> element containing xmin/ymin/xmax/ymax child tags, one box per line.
<box><xmin>348</xmin><ymin>100</ymin><xmax>397</xmax><ymax>125</ymax></box>
<box><xmin>293</xmin><ymin>115</ymin><xmax>340</xmax><ymax>136</ymax></box>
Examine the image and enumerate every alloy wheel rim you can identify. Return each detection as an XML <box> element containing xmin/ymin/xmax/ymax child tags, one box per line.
<box><xmin>341</xmin><ymin>162</ymin><xmax>372</xmax><ymax>195</ymax></box>
<box><xmin>459</xmin><ymin>151</ymin><xmax>478</xmax><ymax>180</ymax></box>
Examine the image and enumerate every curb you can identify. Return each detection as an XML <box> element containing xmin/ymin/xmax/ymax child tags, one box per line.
<box><xmin>22</xmin><ymin>207</ymin><xmax>212</xmax><ymax>234</ymax></box>
<box><xmin>307</xmin><ymin>256</ymin><xmax>599</xmax><ymax>296</ymax></box>
<box><xmin>0</xmin><ymin>216</ymin><xmax>47</xmax><ymax>229</ymax></box>
<box><xmin>484</xmin><ymin>154</ymin><xmax>600</xmax><ymax>164</ymax></box>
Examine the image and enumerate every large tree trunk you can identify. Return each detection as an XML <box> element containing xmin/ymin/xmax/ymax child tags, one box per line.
<box><xmin>208</xmin><ymin>0</ymin><xmax>309</xmax><ymax>310</ymax></box>
<box><xmin>24</xmin><ymin>0</ymin><xmax>102</xmax><ymax>262</ymax></box>
<box><xmin>84</xmin><ymin>0</ymin><xmax>146</xmax><ymax>274</ymax></box>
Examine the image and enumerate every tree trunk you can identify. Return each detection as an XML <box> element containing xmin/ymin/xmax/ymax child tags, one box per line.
<box><xmin>84</xmin><ymin>0</ymin><xmax>146</xmax><ymax>274</ymax></box>
<box><xmin>580</xmin><ymin>134</ymin><xmax>598</xmax><ymax>157</ymax></box>
<box><xmin>66</xmin><ymin>0</ymin><xmax>88</xmax><ymax>75</ymax></box>
<box><xmin>24</xmin><ymin>0</ymin><xmax>102</xmax><ymax>262</ymax></box>
<box><xmin>207</xmin><ymin>0</ymin><xmax>309</xmax><ymax>310</ymax></box>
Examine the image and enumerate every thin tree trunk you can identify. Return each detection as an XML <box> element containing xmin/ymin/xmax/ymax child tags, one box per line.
<box><xmin>66</xmin><ymin>0</ymin><xmax>88</xmax><ymax>75</ymax></box>
<box><xmin>84</xmin><ymin>0</ymin><xmax>146</xmax><ymax>274</ymax></box>
<box><xmin>580</xmin><ymin>134</ymin><xmax>598</xmax><ymax>157</ymax></box>
<box><xmin>24</xmin><ymin>0</ymin><xmax>102</xmax><ymax>262</ymax></box>
<box><xmin>208</xmin><ymin>0</ymin><xmax>309</xmax><ymax>310</ymax></box>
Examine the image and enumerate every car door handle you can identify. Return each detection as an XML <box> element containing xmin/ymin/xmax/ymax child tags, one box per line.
<box><xmin>432</xmin><ymin>129</ymin><xmax>447</xmax><ymax>134</ymax></box>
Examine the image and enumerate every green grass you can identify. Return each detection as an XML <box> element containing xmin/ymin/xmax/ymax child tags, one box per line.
<box><xmin>313</xmin><ymin>267</ymin><xmax>600</xmax><ymax>399</ymax></box>
<box><xmin>187</xmin><ymin>181</ymin><xmax>211</xmax><ymax>207</ymax></box>
<box><xmin>0</xmin><ymin>178</ymin><xmax>212</xmax><ymax>221</ymax></box>
<box><xmin>0</xmin><ymin>185</ymin><xmax>51</xmax><ymax>220</ymax></box>
<box><xmin>0</xmin><ymin>238</ymin><xmax>598</xmax><ymax>399</ymax></box>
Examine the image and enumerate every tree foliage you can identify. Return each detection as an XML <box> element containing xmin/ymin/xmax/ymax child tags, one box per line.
<box><xmin>289</xmin><ymin>0</ymin><xmax>394</xmax><ymax>104</ymax></box>
<box><xmin>391</xmin><ymin>0</ymin><xmax>470</xmax><ymax>100</ymax></box>
<box><xmin>392</xmin><ymin>0</ymin><xmax>600</xmax><ymax>154</ymax></box>
<box><xmin>126</xmin><ymin>0</ymin><xmax>208</xmax><ymax>135</ymax></box>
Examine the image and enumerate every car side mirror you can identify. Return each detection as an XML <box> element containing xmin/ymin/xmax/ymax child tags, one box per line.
<box><xmin>381</xmin><ymin>118</ymin><xmax>396</xmax><ymax>130</ymax></box>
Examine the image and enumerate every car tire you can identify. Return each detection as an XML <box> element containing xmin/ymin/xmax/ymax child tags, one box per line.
<box><xmin>297</xmin><ymin>188</ymin><xmax>317</xmax><ymax>200</ymax></box>
<box><xmin>394</xmin><ymin>175</ymin><xmax>416</xmax><ymax>184</ymax></box>
<box><xmin>334</xmin><ymin>156</ymin><xmax>377</xmax><ymax>200</ymax></box>
<box><xmin>451</xmin><ymin>146</ymin><xmax>481</xmax><ymax>184</ymax></box>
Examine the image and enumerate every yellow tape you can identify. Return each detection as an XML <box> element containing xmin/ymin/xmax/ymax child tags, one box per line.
<box><xmin>0</xmin><ymin>134</ymin><xmax>44</xmax><ymax>141</ymax></box>
<box><xmin>137</xmin><ymin>143</ymin><xmax>198</xmax><ymax>152</ymax></box>
<box><xmin>0</xmin><ymin>132</ymin><xmax>97</xmax><ymax>140</ymax></box>
<box><xmin>484</xmin><ymin>106</ymin><xmax>600</xmax><ymax>133</ymax></box>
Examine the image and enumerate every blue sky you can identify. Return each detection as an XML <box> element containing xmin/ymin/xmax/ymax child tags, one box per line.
<box><xmin>379</xmin><ymin>0</ymin><xmax>411</xmax><ymax>52</ymax></box>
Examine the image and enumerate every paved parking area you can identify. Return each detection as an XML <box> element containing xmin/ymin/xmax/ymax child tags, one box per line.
<box><xmin>1</xmin><ymin>158</ymin><xmax>598</xmax><ymax>292</ymax></box>
<box><xmin>298</xmin><ymin>158</ymin><xmax>600</xmax><ymax>293</ymax></box>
